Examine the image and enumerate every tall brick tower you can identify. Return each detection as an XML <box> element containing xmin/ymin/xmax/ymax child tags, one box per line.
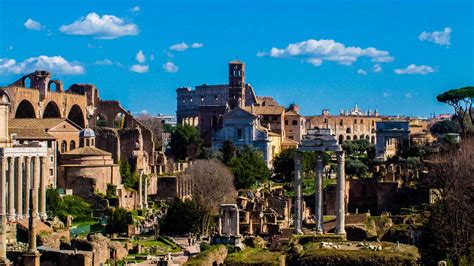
<box><xmin>228</xmin><ymin>60</ymin><xmax>245</xmax><ymax>110</ymax></box>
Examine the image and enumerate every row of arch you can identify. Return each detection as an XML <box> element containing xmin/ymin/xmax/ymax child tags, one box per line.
<box><xmin>338</xmin><ymin>134</ymin><xmax>376</xmax><ymax>144</ymax></box>
<box><xmin>15</xmin><ymin>100</ymin><xmax>85</xmax><ymax>128</ymax></box>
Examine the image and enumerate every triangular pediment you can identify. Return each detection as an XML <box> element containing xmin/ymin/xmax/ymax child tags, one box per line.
<box><xmin>223</xmin><ymin>108</ymin><xmax>256</xmax><ymax>119</ymax></box>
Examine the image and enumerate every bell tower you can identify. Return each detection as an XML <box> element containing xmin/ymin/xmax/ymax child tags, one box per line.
<box><xmin>228</xmin><ymin>60</ymin><xmax>245</xmax><ymax>110</ymax></box>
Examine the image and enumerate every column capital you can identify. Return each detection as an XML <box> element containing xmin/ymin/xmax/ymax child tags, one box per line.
<box><xmin>336</xmin><ymin>150</ymin><xmax>345</xmax><ymax>161</ymax></box>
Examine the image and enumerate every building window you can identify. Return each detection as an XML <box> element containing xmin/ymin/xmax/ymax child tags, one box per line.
<box><xmin>360</xmin><ymin>119</ymin><xmax>363</xmax><ymax>123</ymax></box>
<box><xmin>354</xmin><ymin>119</ymin><xmax>357</xmax><ymax>124</ymax></box>
<box><xmin>346</xmin><ymin>128</ymin><xmax>351</xmax><ymax>134</ymax></box>
<box><xmin>215</xmin><ymin>95</ymin><xmax>218</xmax><ymax>101</ymax></box>
<box><xmin>182</xmin><ymin>99</ymin><xmax>186</xmax><ymax>103</ymax></box>
<box><xmin>273</xmin><ymin>116</ymin><xmax>278</xmax><ymax>121</ymax></box>
<box><xmin>201</xmin><ymin>96</ymin><xmax>204</xmax><ymax>102</ymax></box>
<box><xmin>237</xmin><ymin>128</ymin><xmax>243</xmax><ymax>140</ymax></box>
<box><xmin>263</xmin><ymin>115</ymin><xmax>269</xmax><ymax>121</ymax></box>
<box><xmin>289</xmin><ymin>136</ymin><xmax>294</xmax><ymax>140</ymax></box>
<box><xmin>49</xmin><ymin>169</ymin><xmax>53</xmax><ymax>176</ymax></box>
<box><xmin>47</xmin><ymin>141</ymin><xmax>52</xmax><ymax>148</ymax></box>
<box><xmin>324</xmin><ymin>118</ymin><xmax>327</xmax><ymax>123</ymax></box>
<box><xmin>86</xmin><ymin>139</ymin><xmax>90</xmax><ymax>146</ymax></box>
<box><xmin>190</xmin><ymin>98</ymin><xmax>193</xmax><ymax>103</ymax></box>
<box><xmin>372</xmin><ymin>121</ymin><xmax>375</xmax><ymax>126</ymax></box>
<box><xmin>70</xmin><ymin>140</ymin><xmax>76</xmax><ymax>150</ymax></box>
<box><xmin>50</xmin><ymin>156</ymin><xmax>54</xmax><ymax>163</ymax></box>
<box><xmin>339</xmin><ymin>120</ymin><xmax>343</xmax><ymax>126</ymax></box>
<box><xmin>285</xmin><ymin>120</ymin><xmax>288</xmax><ymax>125</ymax></box>
<box><xmin>61</xmin><ymin>141</ymin><xmax>67</xmax><ymax>153</ymax></box>
<box><xmin>292</xmin><ymin>120</ymin><xmax>298</xmax><ymax>125</ymax></box>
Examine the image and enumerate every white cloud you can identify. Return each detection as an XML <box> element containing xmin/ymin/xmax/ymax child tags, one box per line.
<box><xmin>162</xmin><ymin>62</ymin><xmax>178</xmax><ymax>73</ymax></box>
<box><xmin>373</xmin><ymin>64</ymin><xmax>382</xmax><ymax>73</ymax></box>
<box><xmin>129</xmin><ymin>64</ymin><xmax>149</xmax><ymax>73</ymax></box>
<box><xmin>95</xmin><ymin>59</ymin><xmax>122</xmax><ymax>67</ymax></box>
<box><xmin>59</xmin><ymin>12</ymin><xmax>139</xmax><ymax>39</ymax></box>
<box><xmin>419</xmin><ymin>27</ymin><xmax>451</xmax><ymax>46</ymax></box>
<box><xmin>165</xmin><ymin>51</ymin><xmax>174</xmax><ymax>58</ymax></box>
<box><xmin>357</xmin><ymin>69</ymin><xmax>367</xmax><ymax>75</ymax></box>
<box><xmin>169</xmin><ymin>42</ymin><xmax>204</xmax><ymax>51</ymax></box>
<box><xmin>0</xmin><ymin>56</ymin><xmax>84</xmax><ymax>75</ymax></box>
<box><xmin>135</xmin><ymin>50</ymin><xmax>146</xmax><ymax>63</ymax></box>
<box><xmin>191</xmin><ymin>42</ymin><xmax>204</xmax><ymax>48</ymax></box>
<box><xmin>169</xmin><ymin>42</ymin><xmax>189</xmax><ymax>51</ymax></box>
<box><xmin>130</xmin><ymin>6</ymin><xmax>140</xmax><ymax>13</ymax></box>
<box><xmin>24</xmin><ymin>19</ymin><xmax>43</xmax><ymax>31</ymax></box>
<box><xmin>394</xmin><ymin>64</ymin><xmax>435</xmax><ymax>75</ymax></box>
<box><xmin>383</xmin><ymin>92</ymin><xmax>391</xmax><ymax>98</ymax></box>
<box><xmin>257</xmin><ymin>39</ymin><xmax>394</xmax><ymax>67</ymax></box>
<box><xmin>404</xmin><ymin>92</ymin><xmax>413</xmax><ymax>99</ymax></box>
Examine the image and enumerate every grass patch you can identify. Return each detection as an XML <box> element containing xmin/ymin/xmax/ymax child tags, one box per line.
<box><xmin>225</xmin><ymin>248</ymin><xmax>284</xmax><ymax>265</ymax></box>
<box><xmin>132</xmin><ymin>236</ymin><xmax>182</xmax><ymax>255</ymax></box>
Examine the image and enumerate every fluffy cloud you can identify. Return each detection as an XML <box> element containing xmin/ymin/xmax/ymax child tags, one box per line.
<box><xmin>24</xmin><ymin>19</ymin><xmax>43</xmax><ymax>31</ymax></box>
<box><xmin>95</xmin><ymin>59</ymin><xmax>122</xmax><ymax>67</ymax></box>
<box><xmin>130</xmin><ymin>6</ymin><xmax>140</xmax><ymax>13</ymax></box>
<box><xmin>373</xmin><ymin>64</ymin><xmax>382</xmax><ymax>73</ymax></box>
<box><xmin>357</xmin><ymin>69</ymin><xmax>367</xmax><ymax>75</ymax></box>
<box><xmin>0</xmin><ymin>56</ymin><xmax>84</xmax><ymax>75</ymax></box>
<box><xmin>394</xmin><ymin>64</ymin><xmax>435</xmax><ymax>75</ymax></box>
<box><xmin>419</xmin><ymin>27</ymin><xmax>451</xmax><ymax>46</ymax></box>
<box><xmin>191</xmin><ymin>43</ymin><xmax>204</xmax><ymax>48</ymax></box>
<box><xmin>162</xmin><ymin>62</ymin><xmax>178</xmax><ymax>73</ymax></box>
<box><xmin>169</xmin><ymin>42</ymin><xmax>204</xmax><ymax>51</ymax></box>
<box><xmin>135</xmin><ymin>50</ymin><xmax>146</xmax><ymax>63</ymax></box>
<box><xmin>129</xmin><ymin>64</ymin><xmax>149</xmax><ymax>73</ymax></box>
<box><xmin>257</xmin><ymin>39</ymin><xmax>394</xmax><ymax>66</ymax></box>
<box><xmin>59</xmin><ymin>12</ymin><xmax>139</xmax><ymax>39</ymax></box>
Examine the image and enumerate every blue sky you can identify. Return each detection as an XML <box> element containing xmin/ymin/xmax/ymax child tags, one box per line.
<box><xmin>0</xmin><ymin>0</ymin><xmax>472</xmax><ymax>117</ymax></box>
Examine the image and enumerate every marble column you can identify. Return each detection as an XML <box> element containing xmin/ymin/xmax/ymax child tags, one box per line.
<box><xmin>144</xmin><ymin>177</ymin><xmax>148</xmax><ymax>209</ymax></box>
<box><xmin>294</xmin><ymin>152</ymin><xmax>303</xmax><ymax>234</ymax></box>
<box><xmin>23</xmin><ymin>187</ymin><xmax>40</xmax><ymax>266</ymax></box>
<box><xmin>7</xmin><ymin>158</ymin><xmax>14</xmax><ymax>221</ymax></box>
<box><xmin>39</xmin><ymin>157</ymin><xmax>47</xmax><ymax>220</ymax></box>
<box><xmin>315</xmin><ymin>153</ymin><xmax>324</xmax><ymax>234</ymax></box>
<box><xmin>0</xmin><ymin>158</ymin><xmax>11</xmax><ymax>265</ymax></box>
<box><xmin>15</xmin><ymin>157</ymin><xmax>23</xmax><ymax>219</ymax></box>
<box><xmin>23</xmin><ymin>157</ymin><xmax>31</xmax><ymax>219</ymax></box>
<box><xmin>33</xmin><ymin>157</ymin><xmax>40</xmax><ymax>217</ymax></box>
<box><xmin>138</xmin><ymin>171</ymin><xmax>143</xmax><ymax>209</ymax></box>
<box><xmin>335</xmin><ymin>151</ymin><xmax>346</xmax><ymax>235</ymax></box>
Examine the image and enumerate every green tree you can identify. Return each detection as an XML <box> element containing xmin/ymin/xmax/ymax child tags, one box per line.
<box><xmin>228</xmin><ymin>146</ymin><xmax>270</xmax><ymax>189</ymax></box>
<box><xmin>436</xmin><ymin>86</ymin><xmax>474</xmax><ymax>135</ymax></box>
<box><xmin>345</xmin><ymin>158</ymin><xmax>369</xmax><ymax>178</ymax></box>
<box><xmin>272</xmin><ymin>148</ymin><xmax>330</xmax><ymax>182</ymax></box>
<box><xmin>221</xmin><ymin>140</ymin><xmax>236</xmax><ymax>165</ymax></box>
<box><xmin>430</xmin><ymin>119</ymin><xmax>461</xmax><ymax>135</ymax></box>
<box><xmin>106</xmin><ymin>208</ymin><xmax>133</xmax><ymax>234</ymax></box>
<box><xmin>46</xmin><ymin>188</ymin><xmax>61</xmax><ymax>216</ymax></box>
<box><xmin>161</xmin><ymin>199</ymin><xmax>207</xmax><ymax>235</ymax></box>
<box><xmin>119</xmin><ymin>160</ymin><xmax>138</xmax><ymax>190</ymax></box>
<box><xmin>46</xmin><ymin>189</ymin><xmax>93</xmax><ymax>223</ymax></box>
<box><xmin>169</xmin><ymin>124</ymin><xmax>202</xmax><ymax>160</ymax></box>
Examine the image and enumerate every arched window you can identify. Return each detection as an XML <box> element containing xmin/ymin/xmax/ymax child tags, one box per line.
<box><xmin>61</xmin><ymin>141</ymin><xmax>67</xmax><ymax>153</ymax></box>
<box><xmin>86</xmin><ymin>139</ymin><xmax>90</xmax><ymax>146</ymax></box>
<box><xmin>346</xmin><ymin>128</ymin><xmax>351</xmax><ymax>134</ymax></box>
<box><xmin>346</xmin><ymin>136</ymin><xmax>351</xmax><ymax>141</ymax></box>
<box><xmin>354</xmin><ymin>135</ymin><xmax>358</xmax><ymax>140</ymax></box>
<box><xmin>70</xmin><ymin>140</ymin><xmax>76</xmax><ymax>150</ymax></box>
<box><xmin>338</xmin><ymin>135</ymin><xmax>344</xmax><ymax>144</ymax></box>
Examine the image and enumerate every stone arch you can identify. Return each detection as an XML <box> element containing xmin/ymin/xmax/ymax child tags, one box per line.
<box><xmin>365</xmin><ymin>135</ymin><xmax>370</xmax><ymax>140</ymax></box>
<box><xmin>67</xmin><ymin>104</ymin><xmax>85</xmax><ymax>128</ymax></box>
<box><xmin>15</xmin><ymin>100</ymin><xmax>36</xmax><ymax>118</ymax></box>
<box><xmin>114</xmin><ymin>112</ymin><xmax>126</xmax><ymax>129</ymax></box>
<box><xmin>346</xmin><ymin>135</ymin><xmax>351</xmax><ymax>141</ymax></box>
<box><xmin>338</xmin><ymin>135</ymin><xmax>344</xmax><ymax>144</ymax></box>
<box><xmin>360</xmin><ymin>135</ymin><xmax>364</xmax><ymax>140</ymax></box>
<box><xmin>43</xmin><ymin>101</ymin><xmax>61</xmax><ymax>118</ymax></box>
<box><xmin>353</xmin><ymin>135</ymin><xmax>358</xmax><ymax>140</ymax></box>
<box><xmin>24</xmin><ymin>76</ymin><xmax>32</xmax><ymax>88</ymax></box>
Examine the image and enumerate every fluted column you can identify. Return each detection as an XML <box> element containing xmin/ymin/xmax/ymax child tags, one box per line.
<box><xmin>8</xmin><ymin>157</ymin><xmax>15</xmax><ymax>221</ymax></box>
<box><xmin>33</xmin><ymin>157</ymin><xmax>40</xmax><ymax>218</ymax></box>
<box><xmin>294</xmin><ymin>152</ymin><xmax>303</xmax><ymax>234</ymax></box>
<box><xmin>23</xmin><ymin>157</ymin><xmax>31</xmax><ymax>218</ymax></box>
<box><xmin>28</xmin><ymin>187</ymin><xmax>37</xmax><ymax>251</ymax></box>
<box><xmin>335</xmin><ymin>151</ymin><xmax>346</xmax><ymax>235</ymax></box>
<box><xmin>0</xmin><ymin>157</ymin><xmax>11</xmax><ymax>265</ymax></box>
<box><xmin>39</xmin><ymin>157</ymin><xmax>47</xmax><ymax>220</ymax></box>
<box><xmin>138</xmin><ymin>171</ymin><xmax>143</xmax><ymax>209</ymax></box>
<box><xmin>15</xmin><ymin>157</ymin><xmax>23</xmax><ymax>219</ymax></box>
<box><xmin>315</xmin><ymin>153</ymin><xmax>324</xmax><ymax>234</ymax></box>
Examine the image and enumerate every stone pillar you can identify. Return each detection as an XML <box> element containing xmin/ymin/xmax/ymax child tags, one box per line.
<box><xmin>39</xmin><ymin>157</ymin><xmax>47</xmax><ymax>220</ymax></box>
<box><xmin>7</xmin><ymin>157</ymin><xmax>14</xmax><ymax>221</ymax></box>
<box><xmin>0</xmin><ymin>158</ymin><xmax>11</xmax><ymax>265</ymax></box>
<box><xmin>138</xmin><ymin>171</ymin><xmax>143</xmax><ymax>209</ymax></box>
<box><xmin>218</xmin><ymin>215</ymin><xmax>222</xmax><ymax>235</ymax></box>
<box><xmin>23</xmin><ymin>157</ymin><xmax>31</xmax><ymax>218</ymax></box>
<box><xmin>223</xmin><ymin>210</ymin><xmax>229</xmax><ymax>234</ymax></box>
<box><xmin>315</xmin><ymin>153</ymin><xmax>324</xmax><ymax>234</ymax></box>
<box><xmin>144</xmin><ymin>177</ymin><xmax>148</xmax><ymax>209</ymax></box>
<box><xmin>294</xmin><ymin>152</ymin><xmax>303</xmax><ymax>234</ymax></box>
<box><xmin>33</xmin><ymin>157</ymin><xmax>40</xmax><ymax>217</ymax></box>
<box><xmin>24</xmin><ymin>187</ymin><xmax>40</xmax><ymax>266</ymax></box>
<box><xmin>335</xmin><ymin>151</ymin><xmax>346</xmax><ymax>235</ymax></box>
<box><xmin>15</xmin><ymin>157</ymin><xmax>23</xmax><ymax>219</ymax></box>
